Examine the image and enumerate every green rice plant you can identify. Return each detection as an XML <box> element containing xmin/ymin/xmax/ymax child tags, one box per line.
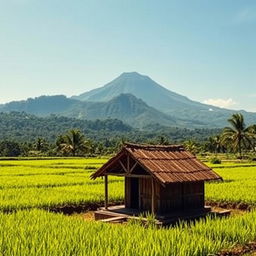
<box><xmin>0</xmin><ymin>209</ymin><xmax>256</xmax><ymax>256</ymax></box>
<box><xmin>0</xmin><ymin>158</ymin><xmax>123</xmax><ymax>211</ymax></box>
<box><xmin>0</xmin><ymin>182</ymin><xmax>124</xmax><ymax>212</ymax></box>
<box><xmin>1</xmin><ymin>158</ymin><xmax>256</xmax><ymax>211</ymax></box>
<box><xmin>206</xmin><ymin>166</ymin><xmax>256</xmax><ymax>207</ymax></box>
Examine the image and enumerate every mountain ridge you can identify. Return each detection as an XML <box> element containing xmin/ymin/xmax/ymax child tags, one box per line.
<box><xmin>64</xmin><ymin>93</ymin><xmax>201</xmax><ymax>128</ymax></box>
<box><xmin>1</xmin><ymin>72</ymin><xmax>256</xmax><ymax>128</ymax></box>
<box><xmin>1</xmin><ymin>94</ymin><xmax>195</xmax><ymax>128</ymax></box>
<box><xmin>73</xmin><ymin>72</ymin><xmax>256</xmax><ymax>126</ymax></box>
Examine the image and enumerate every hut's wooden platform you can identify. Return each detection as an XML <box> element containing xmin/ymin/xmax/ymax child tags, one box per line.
<box><xmin>94</xmin><ymin>205</ymin><xmax>222</xmax><ymax>225</ymax></box>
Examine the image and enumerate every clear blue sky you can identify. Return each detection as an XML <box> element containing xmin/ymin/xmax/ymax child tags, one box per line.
<box><xmin>0</xmin><ymin>0</ymin><xmax>255</xmax><ymax>111</ymax></box>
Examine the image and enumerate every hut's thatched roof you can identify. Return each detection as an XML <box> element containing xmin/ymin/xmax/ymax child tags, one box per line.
<box><xmin>91</xmin><ymin>143</ymin><xmax>222</xmax><ymax>184</ymax></box>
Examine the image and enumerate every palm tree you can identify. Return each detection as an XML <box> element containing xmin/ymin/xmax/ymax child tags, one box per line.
<box><xmin>221</xmin><ymin>113</ymin><xmax>252</xmax><ymax>158</ymax></box>
<box><xmin>248</xmin><ymin>124</ymin><xmax>256</xmax><ymax>152</ymax></box>
<box><xmin>207</xmin><ymin>135</ymin><xmax>224</xmax><ymax>156</ymax></box>
<box><xmin>60</xmin><ymin>129</ymin><xmax>89</xmax><ymax>156</ymax></box>
<box><xmin>184</xmin><ymin>140</ymin><xmax>200</xmax><ymax>154</ymax></box>
<box><xmin>35</xmin><ymin>137</ymin><xmax>49</xmax><ymax>151</ymax></box>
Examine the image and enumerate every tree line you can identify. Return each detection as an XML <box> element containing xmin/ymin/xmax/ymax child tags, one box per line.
<box><xmin>0</xmin><ymin>129</ymin><xmax>122</xmax><ymax>157</ymax></box>
<box><xmin>0</xmin><ymin>113</ymin><xmax>255</xmax><ymax>158</ymax></box>
<box><xmin>0</xmin><ymin>111</ymin><xmax>218</xmax><ymax>143</ymax></box>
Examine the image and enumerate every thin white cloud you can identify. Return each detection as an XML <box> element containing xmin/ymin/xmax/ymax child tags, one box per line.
<box><xmin>234</xmin><ymin>7</ymin><xmax>256</xmax><ymax>24</ymax></box>
<box><xmin>203</xmin><ymin>98</ymin><xmax>237</xmax><ymax>108</ymax></box>
<box><xmin>248</xmin><ymin>93</ymin><xmax>256</xmax><ymax>98</ymax></box>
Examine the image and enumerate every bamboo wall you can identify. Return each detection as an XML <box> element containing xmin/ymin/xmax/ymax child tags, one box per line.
<box><xmin>125</xmin><ymin>177</ymin><xmax>205</xmax><ymax>214</ymax></box>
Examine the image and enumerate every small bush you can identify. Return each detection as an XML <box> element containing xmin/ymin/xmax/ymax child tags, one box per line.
<box><xmin>210</xmin><ymin>157</ymin><xmax>222</xmax><ymax>164</ymax></box>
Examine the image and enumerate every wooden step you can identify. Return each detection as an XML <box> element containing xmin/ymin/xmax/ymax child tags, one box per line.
<box><xmin>218</xmin><ymin>210</ymin><xmax>231</xmax><ymax>217</ymax></box>
<box><xmin>100</xmin><ymin>216</ymin><xmax>127</xmax><ymax>223</ymax></box>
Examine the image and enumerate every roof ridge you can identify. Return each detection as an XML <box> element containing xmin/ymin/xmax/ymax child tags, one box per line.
<box><xmin>152</xmin><ymin>169</ymin><xmax>212</xmax><ymax>174</ymax></box>
<box><xmin>135</xmin><ymin>157</ymin><xmax>196</xmax><ymax>160</ymax></box>
<box><xmin>124</xmin><ymin>143</ymin><xmax>184</xmax><ymax>150</ymax></box>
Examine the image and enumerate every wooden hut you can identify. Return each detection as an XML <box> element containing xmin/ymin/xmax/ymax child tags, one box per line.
<box><xmin>91</xmin><ymin>143</ymin><xmax>222</xmax><ymax>223</ymax></box>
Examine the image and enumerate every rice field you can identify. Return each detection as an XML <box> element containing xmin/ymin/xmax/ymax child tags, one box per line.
<box><xmin>1</xmin><ymin>158</ymin><xmax>256</xmax><ymax>211</ymax></box>
<box><xmin>207</xmin><ymin>165</ymin><xmax>256</xmax><ymax>207</ymax></box>
<box><xmin>0</xmin><ymin>159</ymin><xmax>123</xmax><ymax>211</ymax></box>
<box><xmin>1</xmin><ymin>158</ymin><xmax>256</xmax><ymax>255</ymax></box>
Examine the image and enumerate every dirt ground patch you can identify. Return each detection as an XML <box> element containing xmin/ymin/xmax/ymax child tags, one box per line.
<box><xmin>207</xmin><ymin>201</ymin><xmax>253</xmax><ymax>211</ymax></box>
<box><xmin>71</xmin><ymin>211</ymin><xmax>95</xmax><ymax>221</ymax></box>
<box><xmin>210</xmin><ymin>206</ymin><xmax>246</xmax><ymax>216</ymax></box>
<box><xmin>48</xmin><ymin>201</ymin><xmax>123</xmax><ymax>215</ymax></box>
<box><xmin>217</xmin><ymin>242</ymin><xmax>256</xmax><ymax>256</ymax></box>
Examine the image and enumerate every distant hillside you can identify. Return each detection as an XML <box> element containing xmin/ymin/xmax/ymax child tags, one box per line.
<box><xmin>0</xmin><ymin>112</ymin><xmax>219</xmax><ymax>143</ymax></box>
<box><xmin>1</xmin><ymin>94</ymin><xmax>198</xmax><ymax>128</ymax></box>
<box><xmin>63</xmin><ymin>93</ymin><xmax>187</xmax><ymax>128</ymax></box>
<box><xmin>73</xmin><ymin>72</ymin><xmax>256</xmax><ymax>126</ymax></box>
<box><xmin>0</xmin><ymin>112</ymin><xmax>132</xmax><ymax>142</ymax></box>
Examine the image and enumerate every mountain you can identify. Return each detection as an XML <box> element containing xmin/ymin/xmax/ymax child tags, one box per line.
<box><xmin>73</xmin><ymin>72</ymin><xmax>205</xmax><ymax>112</ymax></box>
<box><xmin>73</xmin><ymin>72</ymin><xmax>256</xmax><ymax>126</ymax></box>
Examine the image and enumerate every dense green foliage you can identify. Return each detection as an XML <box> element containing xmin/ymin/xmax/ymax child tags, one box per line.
<box><xmin>0</xmin><ymin>140</ymin><xmax>22</xmax><ymax>157</ymax></box>
<box><xmin>0</xmin><ymin>111</ymin><xmax>131</xmax><ymax>144</ymax></box>
<box><xmin>0</xmin><ymin>112</ymin><xmax>132</xmax><ymax>142</ymax></box>
<box><xmin>0</xmin><ymin>112</ymin><xmax>221</xmax><ymax>157</ymax></box>
<box><xmin>1</xmin><ymin>112</ymin><xmax>255</xmax><ymax>158</ymax></box>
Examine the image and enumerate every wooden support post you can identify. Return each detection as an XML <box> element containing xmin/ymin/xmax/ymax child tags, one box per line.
<box><xmin>138</xmin><ymin>179</ymin><xmax>141</xmax><ymax>210</ymax></box>
<box><xmin>202</xmin><ymin>182</ymin><xmax>205</xmax><ymax>208</ymax></box>
<box><xmin>182</xmin><ymin>183</ymin><xmax>185</xmax><ymax>210</ymax></box>
<box><xmin>105</xmin><ymin>175</ymin><xmax>108</xmax><ymax>210</ymax></box>
<box><xmin>151</xmin><ymin>178</ymin><xmax>155</xmax><ymax>214</ymax></box>
<box><xmin>127</xmin><ymin>155</ymin><xmax>130</xmax><ymax>173</ymax></box>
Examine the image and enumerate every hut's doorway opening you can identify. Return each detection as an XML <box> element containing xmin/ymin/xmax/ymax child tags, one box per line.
<box><xmin>130</xmin><ymin>178</ymin><xmax>139</xmax><ymax>209</ymax></box>
<box><xmin>125</xmin><ymin>177</ymin><xmax>153</xmax><ymax>212</ymax></box>
<box><xmin>125</xmin><ymin>177</ymin><xmax>140</xmax><ymax>210</ymax></box>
